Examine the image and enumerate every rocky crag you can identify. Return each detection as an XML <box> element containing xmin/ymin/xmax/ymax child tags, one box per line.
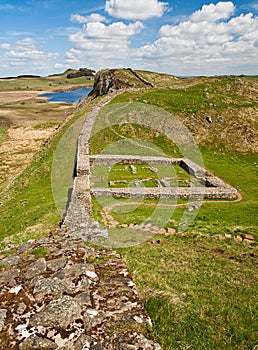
<box><xmin>77</xmin><ymin>68</ymin><xmax>155</xmax><ymax>108</ymax></box>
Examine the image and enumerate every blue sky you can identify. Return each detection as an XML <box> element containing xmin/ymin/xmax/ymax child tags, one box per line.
<box><xmin>0</xmin><ymin>0</ymin><xmax>257</xmax><ymax>77</ymax></box>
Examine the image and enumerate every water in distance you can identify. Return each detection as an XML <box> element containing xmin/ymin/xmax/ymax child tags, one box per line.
<box><xmin>40</xmin><ymin>87</ymin><xmax>92</xmax><ymax>103</ymax></box>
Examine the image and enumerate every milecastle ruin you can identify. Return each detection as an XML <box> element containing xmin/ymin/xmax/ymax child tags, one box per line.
<box><xmin>90</xmin><ymin>154</ymin><xmax>237</xmax><ymax>200</ymax></box>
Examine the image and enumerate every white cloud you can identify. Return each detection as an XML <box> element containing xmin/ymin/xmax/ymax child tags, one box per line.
<box><xmin>135</xmin><ymin>2</ymin><xmax>258</xmax><ymax>75</ymax></box>
<box><xmin>105</xmin><ymin>0</ymin><xmax>168</xmax><ymax>20</ymax></box>
<box><xmin>190</xmin><ymin>1</ymin><xmax>235</xmax><ymax>22</ymax></box>
<box><xmin>65</xmin><ymin>1</ymin><xmax>258</xmax><ymax>76</ymax></box>
<box><xmin>66</xmin><ymin>21</ymin><xmax>143</xmax><ymax>68</ymax></box>
<box><xmin>0</xmin><ymin>38</ymin><xmax>60</xmax><ymax>75</ymax></box>
<box><xmin>70</xmin><ymin>13</ymin><xmax>106</xmax><ymax>24</ymax></box>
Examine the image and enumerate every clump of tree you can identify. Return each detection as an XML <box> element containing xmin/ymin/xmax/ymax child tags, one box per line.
<box><xmin>67</xmin><ymin>68</ymin><xmax>96</xmax><ymax>79</ymax></box>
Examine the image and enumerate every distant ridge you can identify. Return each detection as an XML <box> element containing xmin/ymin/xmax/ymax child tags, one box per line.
<box><xmin>0</xmin><ymin>74</ymin><xmax>41</xmax><ymax>79</ymax></box>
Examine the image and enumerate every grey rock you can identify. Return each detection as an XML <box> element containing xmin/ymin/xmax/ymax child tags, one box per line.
<box><xmin>75</xmin><ymin>291</ymin><xmax>92</xmax><ymax>307</ymax></box>
<box><xmin>19</xmin><ymin>335</ymin><xmax>57</xmax><ymax>350</ymax></box>
<box><xmin>73</xmin><ymin>334</ymin><xmax>92</xmax><ymax>350</ymax></box>
<box><xmin>54</xmin><ymin>262</ymin><xmax>89</xmax><ymax>281</ymax></box>
<box><xmin>33</xmin><ymin>276</ymin><xmax>66</xmax><ymax>301</ymax></box>
<box><xmin>0</xmin><ymin>269</ymin><xmax>19</xmax><ymax>287</ymax></box>
<box><xmin>46</xmin><ymin>257</ymin><xmax>67</xmax><ymax>272</ymax></box>
<box><xmin>0</xmin><ymin>309</ymin><xmax>7</xmax><ymax>331</ymax></box>
<box><xmin>91</xmin><ymin>339</ymin><xmax>103</xmax><ymax>350</ymax></box>
<box><xmin>30</xmin><ymin>295</ymin><xmax>81</xmax><ymax>329</ymax></box>
<box><xmin>17</xmin><ymin>241</ymin><xmax>36</xmax><ymax>253</ymax></box>
<box><xmin>0</xmin><ymin>255</ymin><xmax>20</xmax><ymax>266</ymax></box>
<box><xmin>24</xmin><ymin>258</ymin><xmax>46</xmax><ymax>279</ymax></box>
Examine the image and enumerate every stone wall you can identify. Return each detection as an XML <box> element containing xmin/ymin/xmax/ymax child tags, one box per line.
<box><xmin>91</xmin><ymin>186</ymin><xmax>237</xmax><ymax>200</ymax></box>
<box><xmin>90</xmin><ymin>155</ymin><xmax>237</xmax><ymax>200</ymax></box>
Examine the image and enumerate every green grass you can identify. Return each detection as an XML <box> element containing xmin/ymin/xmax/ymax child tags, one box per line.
<box><xmin>92</xmin><ymin>163</ymin><xmax>192</xmax><ymax>189</ymax></box>
<box><xmin>31</xmin><ymin>246</ymin><xmax>49</xmax><ymax>258</ymax></box>
<box><xmin>90</xmin><ymin>124</ymin><xmax>182</xmax><ymax>157</ymax></box>
<box><xmin>119</xmin><ymin>234</ymin><xmax>258</xmax><ymax>350</ymax></box>
<box><xmin>0</xmin><ymin>75</ymin><xmax>92</xmax><ymax>91</ymax></box>
<box><xmin>110</xmin><ymin>78</ymin><xmax>258</xmax><ymax>153</ymax></box>
<box><xmin>92</xmin><ymin>149</ymin><xmax>257</xmax><ymax>237</ymax></box>
<box><xmin>112</xmin><ymin>78</ymin><xmax>258</xmax><ymax>116</ymax></box>
<box><xmin>191</xmin><ymin>149</ymin><xmax>258</xmax><ymax>236</ymax></box>
<box><xmin>0</xmin><ymin>126</ymin><xmax>8</xmax><ymax>144</ymax></box>
<box><xmin>0</xmin><ymin>102</ymin><xmax>94</xmax><ymax>247</ymax></box>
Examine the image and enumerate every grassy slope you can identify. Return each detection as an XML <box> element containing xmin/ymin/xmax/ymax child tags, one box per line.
<box><xmin>0</xmin><ymin>101</ymin><xmax>96</xmax><ymax>246</ymax></box>
<box><xmin>0</xmin><ymin>71</ymin><xmax>93</xmax><ymax>91</ymax></box>
<box><xmin>119</xmin><ymin>234</ymin><xmax>258</xmax><ymax>350</ymax></box>
<box><xmin>98</xmin><ymin>77</ymin><xmax>258</xmax><ymax>236</ymax></box>
<box><xmin>95</xmin><ymin>74</ymin><xmax>258</xmax><ymax>349</ymax></box>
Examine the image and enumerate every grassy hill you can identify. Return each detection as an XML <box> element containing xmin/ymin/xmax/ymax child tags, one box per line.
<box><xmin>0</xmin><ymin>69</ymin><xmax>257</xmax><ymax>350</ymax></box>
<box><xmin>0</xmin><ymin>68</ymin><xmax>94</xmax><ymax>91</ymax></box>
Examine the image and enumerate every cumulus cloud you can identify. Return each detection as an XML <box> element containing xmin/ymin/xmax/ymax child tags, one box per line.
<box><xmin>190</xmin><ymin>1</ymin><xmax>235</xmax><ymax>22</ymax></box>
<box><xmin>135</xmin><ymin>1</ymin><xmax>258</xmax><ymax>75</ymax></box>
<box><xmin>64</xmin><ymin>1</ymin><xmax>258</xmax><ymax>75</ymax></box>
<box><xmin>105</xmin><ymin>0</ymin><xmax>168</xmax><ymax>20</ymax></box>
<box><xmin>66</xmin><ymin>20</ymin><xmax>143</xmax><ymax>68</ymax></box>
<box><xmin>0</xmin><ymin>38</ymin><xmax>60</xmax><ymax>75</ymax></box>
<box><xmin>70</xmin><ymin>13</ymin><xmax>106</xmax><ymax>24</ymax></box>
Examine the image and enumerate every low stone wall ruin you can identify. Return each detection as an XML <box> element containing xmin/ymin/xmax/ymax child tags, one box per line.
<box><xmin>90</xmin><ymin>155</ymin><xmax>237</xmax><ymax>200</ymax></box>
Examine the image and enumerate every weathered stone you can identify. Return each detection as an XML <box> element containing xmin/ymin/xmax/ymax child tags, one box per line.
<box><xmin>33</xmin><ymin>276</ymin><xmax>66</xmax><ymax>301</ymax></box>
<box><xmin>17</xmin><ymin>241</ymin><xmax>35</xmax><ymax>253</ymax></box>
<box><xmin>73</xmin><ymin>334</ymin><xmax>92</xmax><ymax>350</ymax></box>
<box><xmin>158</xmin><ymin>228</ymin><xmax>166</xmax><ymax>234</ymax></box>
<box><xmin>46</xmin><ymin>257</ymin><xmax>67</xmax><ymax>272</ymax></box>
<box><xmin>86</xmin><ymin>270</ymin><xmax>98</xmax><ymax>281</ymax></box>
<box><xmin>167</xmin><ymin>228</ymin><xmax>176</xmax><ymax>234</ymax></box>
<box><xmin>30</xmin><ymin>295</ymin><xmax>81</xmax><ymax>329</ymax></box>
<box><xmin>151</xmin><ymin>226</ymin><xmax>160</xmax><ymax>232</ymax></box>
<box><xmin>19</xmin><ymin>335</ymin><xmax>57</xmax><ymax>350</ymax></box>
<box><xmin>75</xmin><ymin>291</ymin><xmax>92</xmax><ymax>307</ymax></box>
<box><xmin>245</xmin><ymin>234</ymin><xmax>254</xmax><ymax>241</ymax></box>
<box><xmin>83</xmin><ymin>310</ymin><xmax>104</xmax><ymax>331</ymax></box>
<box><xmin>0</xmin><ymin>255</ymin><xmax>20</xmax><ymax>266</ymax></box>
<box><xmin>54</xmin><ymin>263</ymin><xmax>88</xmax><ymax>281</ymax></box>
<box><xmin>0</xmin><ymin>269</ymin><xmax>19</xmax><ymax>287</ymax></box>
<box><xmin>16</xmin><ymin>302</ymin><xmax>27</xmax><ymax>315</ymax></box>
<box><xmin>24</xmin><ymin>258</ymin><xmax>46</xmax><ymax>279</ymax></box>
<box><xmin>144</xmin><ymin>223</ymin><xmax>152</xmax><ymax>229</ymax></box>
<box><xmin>0</xmin><ymin>309</ymin><xmax>7</xmax><ymax>331</ymax></box>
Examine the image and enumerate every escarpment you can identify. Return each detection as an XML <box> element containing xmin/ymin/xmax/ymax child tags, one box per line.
<box><xmin>77</xmin><ymin>68</ymin><xmax>155</xmax><ymax>108</ymax></box>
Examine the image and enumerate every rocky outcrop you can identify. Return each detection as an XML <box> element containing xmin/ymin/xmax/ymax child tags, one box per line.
<box><xmin>77</xmin><ymin>68</ymin><xmax>155</xmax><ymax>108</ymax></box>
<box><xmin>89</xmin><ymin>69</ymin><xmax>134</xmax><ymax>99</ymax></box>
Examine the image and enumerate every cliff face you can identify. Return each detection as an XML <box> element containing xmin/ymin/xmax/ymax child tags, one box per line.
<box><xmin>90</xmin><ymin>69</ymin><xmax>134</xmax><ymax>97</ymax></box>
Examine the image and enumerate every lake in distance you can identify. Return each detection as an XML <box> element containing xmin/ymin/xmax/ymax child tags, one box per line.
<box><xmin>40</xmin><ymin>87</ymin><xmax>92</xmax><ymax>103</ymax></box>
